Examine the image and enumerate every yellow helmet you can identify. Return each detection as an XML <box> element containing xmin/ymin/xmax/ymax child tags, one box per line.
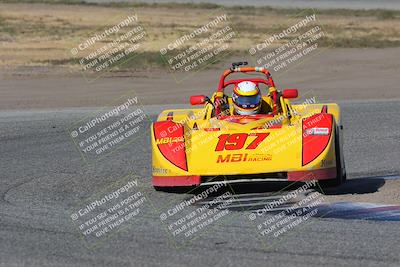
<box><xmin>232</xmin><ymin>81</ymin><xmax>262</xmax><ymax>115</ymax></box>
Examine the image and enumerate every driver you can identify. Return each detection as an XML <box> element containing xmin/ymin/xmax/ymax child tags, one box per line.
<box><xmin>232</xmin><ymin>81</ymin><xmax>262</xmax><ymax>115</ymax></box>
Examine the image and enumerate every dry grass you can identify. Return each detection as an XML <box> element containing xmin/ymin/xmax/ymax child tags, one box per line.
<box><xmin>0</xmin><ymin>2</ymin><xmax>399</xmax><ymax>69</ymax></box>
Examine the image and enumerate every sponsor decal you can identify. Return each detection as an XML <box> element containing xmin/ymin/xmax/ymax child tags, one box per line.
<box><xmin>152</xmin><ymin>166</ymin><xmax>170</xmax><ymax>174</ymax></box>
<box><xmin>320</xmin><ymin>159</ymin><xmax>333</xmax><ymax>168</ymax></box>
<box><xmin>305</xmin><ymin>127</ymin><xmax>329</xmax><ymax>136</ymax></box>
<box><xmin>153</xmin><ymin>121</ymin><xmax>188</xmax><ymax>171</ymax></box>
<box><xmin>216</xmin><ymin>153</ymin><xmax>272</xmax><ymax>163</ymax></box>
<box><xmin>155</xmin><ymin>136</ymin><xmax>184</xmax><ymax>145</ymax></box>
<box><xmin>215</xmin><ymin>133</ymin><xmax>270</xmax><ymax>151</ymax></box>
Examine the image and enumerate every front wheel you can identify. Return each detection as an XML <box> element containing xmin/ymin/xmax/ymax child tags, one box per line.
<box><xmin>153</xmin><ymin>186</ymin><xmax>194</xmax><ymax>193</ymax></box>
<box><xmin>318</xmin><ymin>129</ymin><xmax>345</xmax><ymax>188</ymax></box>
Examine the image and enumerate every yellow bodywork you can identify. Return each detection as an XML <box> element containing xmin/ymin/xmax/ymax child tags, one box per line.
<box><xmin>151</xmin><ymin>94</ymin><xmax>341</xmax><ymax>179</ymax></box>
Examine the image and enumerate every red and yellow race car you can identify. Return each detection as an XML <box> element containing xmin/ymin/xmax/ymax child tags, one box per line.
<box><xmin>151</xmin><ymin>63</ymin><xmax>346</xmax><ymax>190</ymax></box>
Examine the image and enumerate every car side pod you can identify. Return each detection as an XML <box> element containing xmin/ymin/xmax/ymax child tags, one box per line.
<box><xmin>153</xmin><ymin>121</ymin><xmax>187</xmax><ymax>171</ymax></box>
<box><xmin>287</xmin><ymin>113</ymin><xmax>335</xmax><ymax>181</ymax></box>
<box><xmin>152</xmin><ymin>121</ymin><xmax>202</xmax><ymax>188</ymax></box>
<box><xmin>302</xmin><ymin>113</ymin><xmax>333</xmax><ymax>166</ymax></box>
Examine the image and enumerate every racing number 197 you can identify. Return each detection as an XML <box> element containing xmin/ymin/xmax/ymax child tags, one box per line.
<box><xmin>215</xmin><ymin>133</ymin><xmax>269</xmax><ymax>151</ymax></box>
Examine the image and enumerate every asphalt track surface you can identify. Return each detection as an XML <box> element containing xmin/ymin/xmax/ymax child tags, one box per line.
<box><xmin>1</xmin><ymin>100</ymin><xmax>400</xmax><ymax>267</ymax></box>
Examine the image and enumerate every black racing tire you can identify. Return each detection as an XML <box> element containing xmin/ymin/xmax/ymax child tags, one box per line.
<box><xmin>318</xmin><ymin>128</ymin><xmax>345</xmax><ymax>188</ymax></box>
<box><xmin>153</xmin><ymin>186</ymin><xmax>193</xmax><ymax>193</ymax></box>
<box><xmin>153</xmin><ymin>186</ymin><xmax>164</xmax><ymax>191</ymax></box>
<box><xmin>153</xmin><ymin>186</ymin><xmax>176</xmax><ymax>192</ymax></box>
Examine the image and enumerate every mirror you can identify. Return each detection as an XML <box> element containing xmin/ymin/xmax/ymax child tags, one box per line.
<box><xmin>190</xmin><ymin>95</ymin><xmax>207</xmax><ymax>105</ymax></box>
<box><xmin>282</xmin><ymin>89</ymin><xmax>298</xmax><ymax>99</ymax></box>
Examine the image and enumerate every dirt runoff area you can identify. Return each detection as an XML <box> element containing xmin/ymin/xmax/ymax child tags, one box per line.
<box><xmin>0</xmin><ymin>47</ymin><xmax>400</xmax><ymax>110</ymax></box>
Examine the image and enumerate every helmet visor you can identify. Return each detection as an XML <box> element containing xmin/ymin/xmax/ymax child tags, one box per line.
<box><xmin>233</xmin><ymin>93</ymin><xmax>261</xmax><ymax>109</ymax></box>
